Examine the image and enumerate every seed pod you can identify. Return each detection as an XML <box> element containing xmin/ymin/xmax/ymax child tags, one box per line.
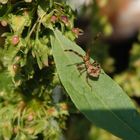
<box><xmin>61</xmin><ymin>16</ymin><xmax>69</xmax><ymax>26</ymax></box>
<box><xmin>11</xmin><ymin>35</ymin><xmax>20</xmax><ymax>45</ymax></box>
<box><xmin>72</xmin><ymin>28</ymin><xmax>83</xmax><ymax>36</ymax></box>
<box><xmin>15</xmin><ymin>56</ymin><xmax>21</xmax><ymax>62</ymax></box>
<box><xmin>1</xmin><ymin>20</ymin><xmax>8</xmax><ymax>27</ymax></box>
<box><xmin>27</xmin><ymin>113</ymin><xmax>34</xmax><ymax>121</ymax></box>
<box><xmin>47</xmin><ymin>107</ymin><xmax>58</xmax><ymax>116</ymax></box>
<box><xmin>13</xmin><ymin>126</ymin><xmax>19</xmax><ymax>134</ymax></box>
<box><xmin>13</xmin><ymin>64</ymin><xmax>20</xmax><ymax>73</ymax></box>
<box><xmin>59</xmin><ymin>103</ymin><xmax>68</xmax><ymax>111</ymax></box>
<box><xmin>51</xmin><ymin>15</ymin><xmax>58</xmax><ymax>23</ymax></box>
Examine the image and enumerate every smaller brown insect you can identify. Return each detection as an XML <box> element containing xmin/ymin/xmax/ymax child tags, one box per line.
<box><xmin>65</xmin><ymin>48</ymin><xmax>101</xmax><ymax>87</ymax></box>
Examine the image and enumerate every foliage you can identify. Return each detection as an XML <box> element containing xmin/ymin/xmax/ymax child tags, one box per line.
<box><xmin>0</xmin><ymin>0</ymin><xmax>140</xmax><ymax>140</ymax></box>
<box><xmin>0</xmin><ymin>0</ymin><xmax>78</xmax><ymax>139</ymax></box>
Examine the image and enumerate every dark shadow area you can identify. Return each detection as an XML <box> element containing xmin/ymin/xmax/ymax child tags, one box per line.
<box><xmin>66</xmin><ymin>113</ymin><xmax>91</xmax><ymax>140</ymax></box>
<box><xmin>66</xmin><ymin>108</ymin><xmax>140</xmax><ymax>140</ymax></box>
<box><xmin>82</xmin><ymin>108</ymin><xmax>140</xmax><ymax>140</ymax></box>
<box><xmin>108</xmin><ymin>33</ymin><xmax>138</xmax><ymax>73</ymax></box>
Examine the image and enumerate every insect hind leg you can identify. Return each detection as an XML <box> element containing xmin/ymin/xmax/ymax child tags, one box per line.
<box><xmin>86</xmin><ymin>74</ymin><xmax>92</xmax><ymax>88</ymax></box>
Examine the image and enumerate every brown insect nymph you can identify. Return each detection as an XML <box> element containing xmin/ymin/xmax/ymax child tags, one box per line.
<box><xmin>65</xmin><ymin>49</ymin><xmax>101</xmax><ymax>87</ymax></box>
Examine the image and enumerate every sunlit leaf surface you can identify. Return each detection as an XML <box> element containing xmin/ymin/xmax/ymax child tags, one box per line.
<box><xmin>51</xmin><ymin>29</ymin><xmax>140</xmax><ymax>140</ymax></box>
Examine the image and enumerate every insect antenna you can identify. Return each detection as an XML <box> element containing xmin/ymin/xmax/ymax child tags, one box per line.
<box><xmin>85</xmin><ymin>48</ymin><xmax>91</xmax><ymax>58</ymax></box>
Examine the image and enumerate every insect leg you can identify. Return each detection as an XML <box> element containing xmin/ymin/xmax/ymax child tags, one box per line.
<box><xmin>79</xmin><ymin>68</ymin><xmax>86</xmax><ymax>76</ymax></box>
<box><xmin>76</xmin><ymin>62</ymin><xmax>84</xmax><ymax>70</ymax></box>
<box><xmin>86</xmin><ymin>73</ymin><xmax>92</xmax><ymax>88</ymax></box>
<box><xmin>66</xmin><ymin>62</ymin><xmax>84</xmax><ymax>67</ymax></box>
<box><xmin>92</xmin><ymin>61</ymin><xmax>97</xmax><ymax>65</ymax></box>
<box><xmin>65</xmin><ymin>49</ymin><xmax>83</xmax><ymax>59</ymax></box>
<box><xmin>92</xmin><ymin>61</ymin><xmax>100</xmax><ymax>68</ymax></box>
<box><xmin>75</xmin><ymin>63</ymin><xmax>86</xmax><ymax>76</ymax></box>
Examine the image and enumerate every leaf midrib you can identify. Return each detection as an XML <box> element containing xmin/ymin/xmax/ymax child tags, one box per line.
<box><xmin>53</xmin><ymin>30</ymin><xmax>140</xmax><ymax>138</ymax></box>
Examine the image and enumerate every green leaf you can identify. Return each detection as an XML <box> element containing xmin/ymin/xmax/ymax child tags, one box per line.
<box><xmin>51</xmin><ymin>29</ymin><xmax>140</xmax><ymax>140</ymax></box>
<box><xmin>0</xmin><ymin>105</ymin><xmax>15</xmax><ymax>140</ymax></box>
<box><xmin>32</xmin><ymin>119</ymin><xmax>47</xmax><ymax>135</ymax></box>
<box><xmin>34</xmin><ymin>39</ymin><xmax>49</xmax><ymax>69</ymax></box>
<box><xmin>8</xmin><ymin>14</ymin><xmax>31</xmax><ymax>34</ymax></box>
<box><xmin>0</xmin><ymin>71</ymin><xmax>13</xmax><ymax>93</ymax></box>
<box><xmin>37</xmin><ymin>5</ymin><xmax>54</xmax><ymax>29</ymax></box>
